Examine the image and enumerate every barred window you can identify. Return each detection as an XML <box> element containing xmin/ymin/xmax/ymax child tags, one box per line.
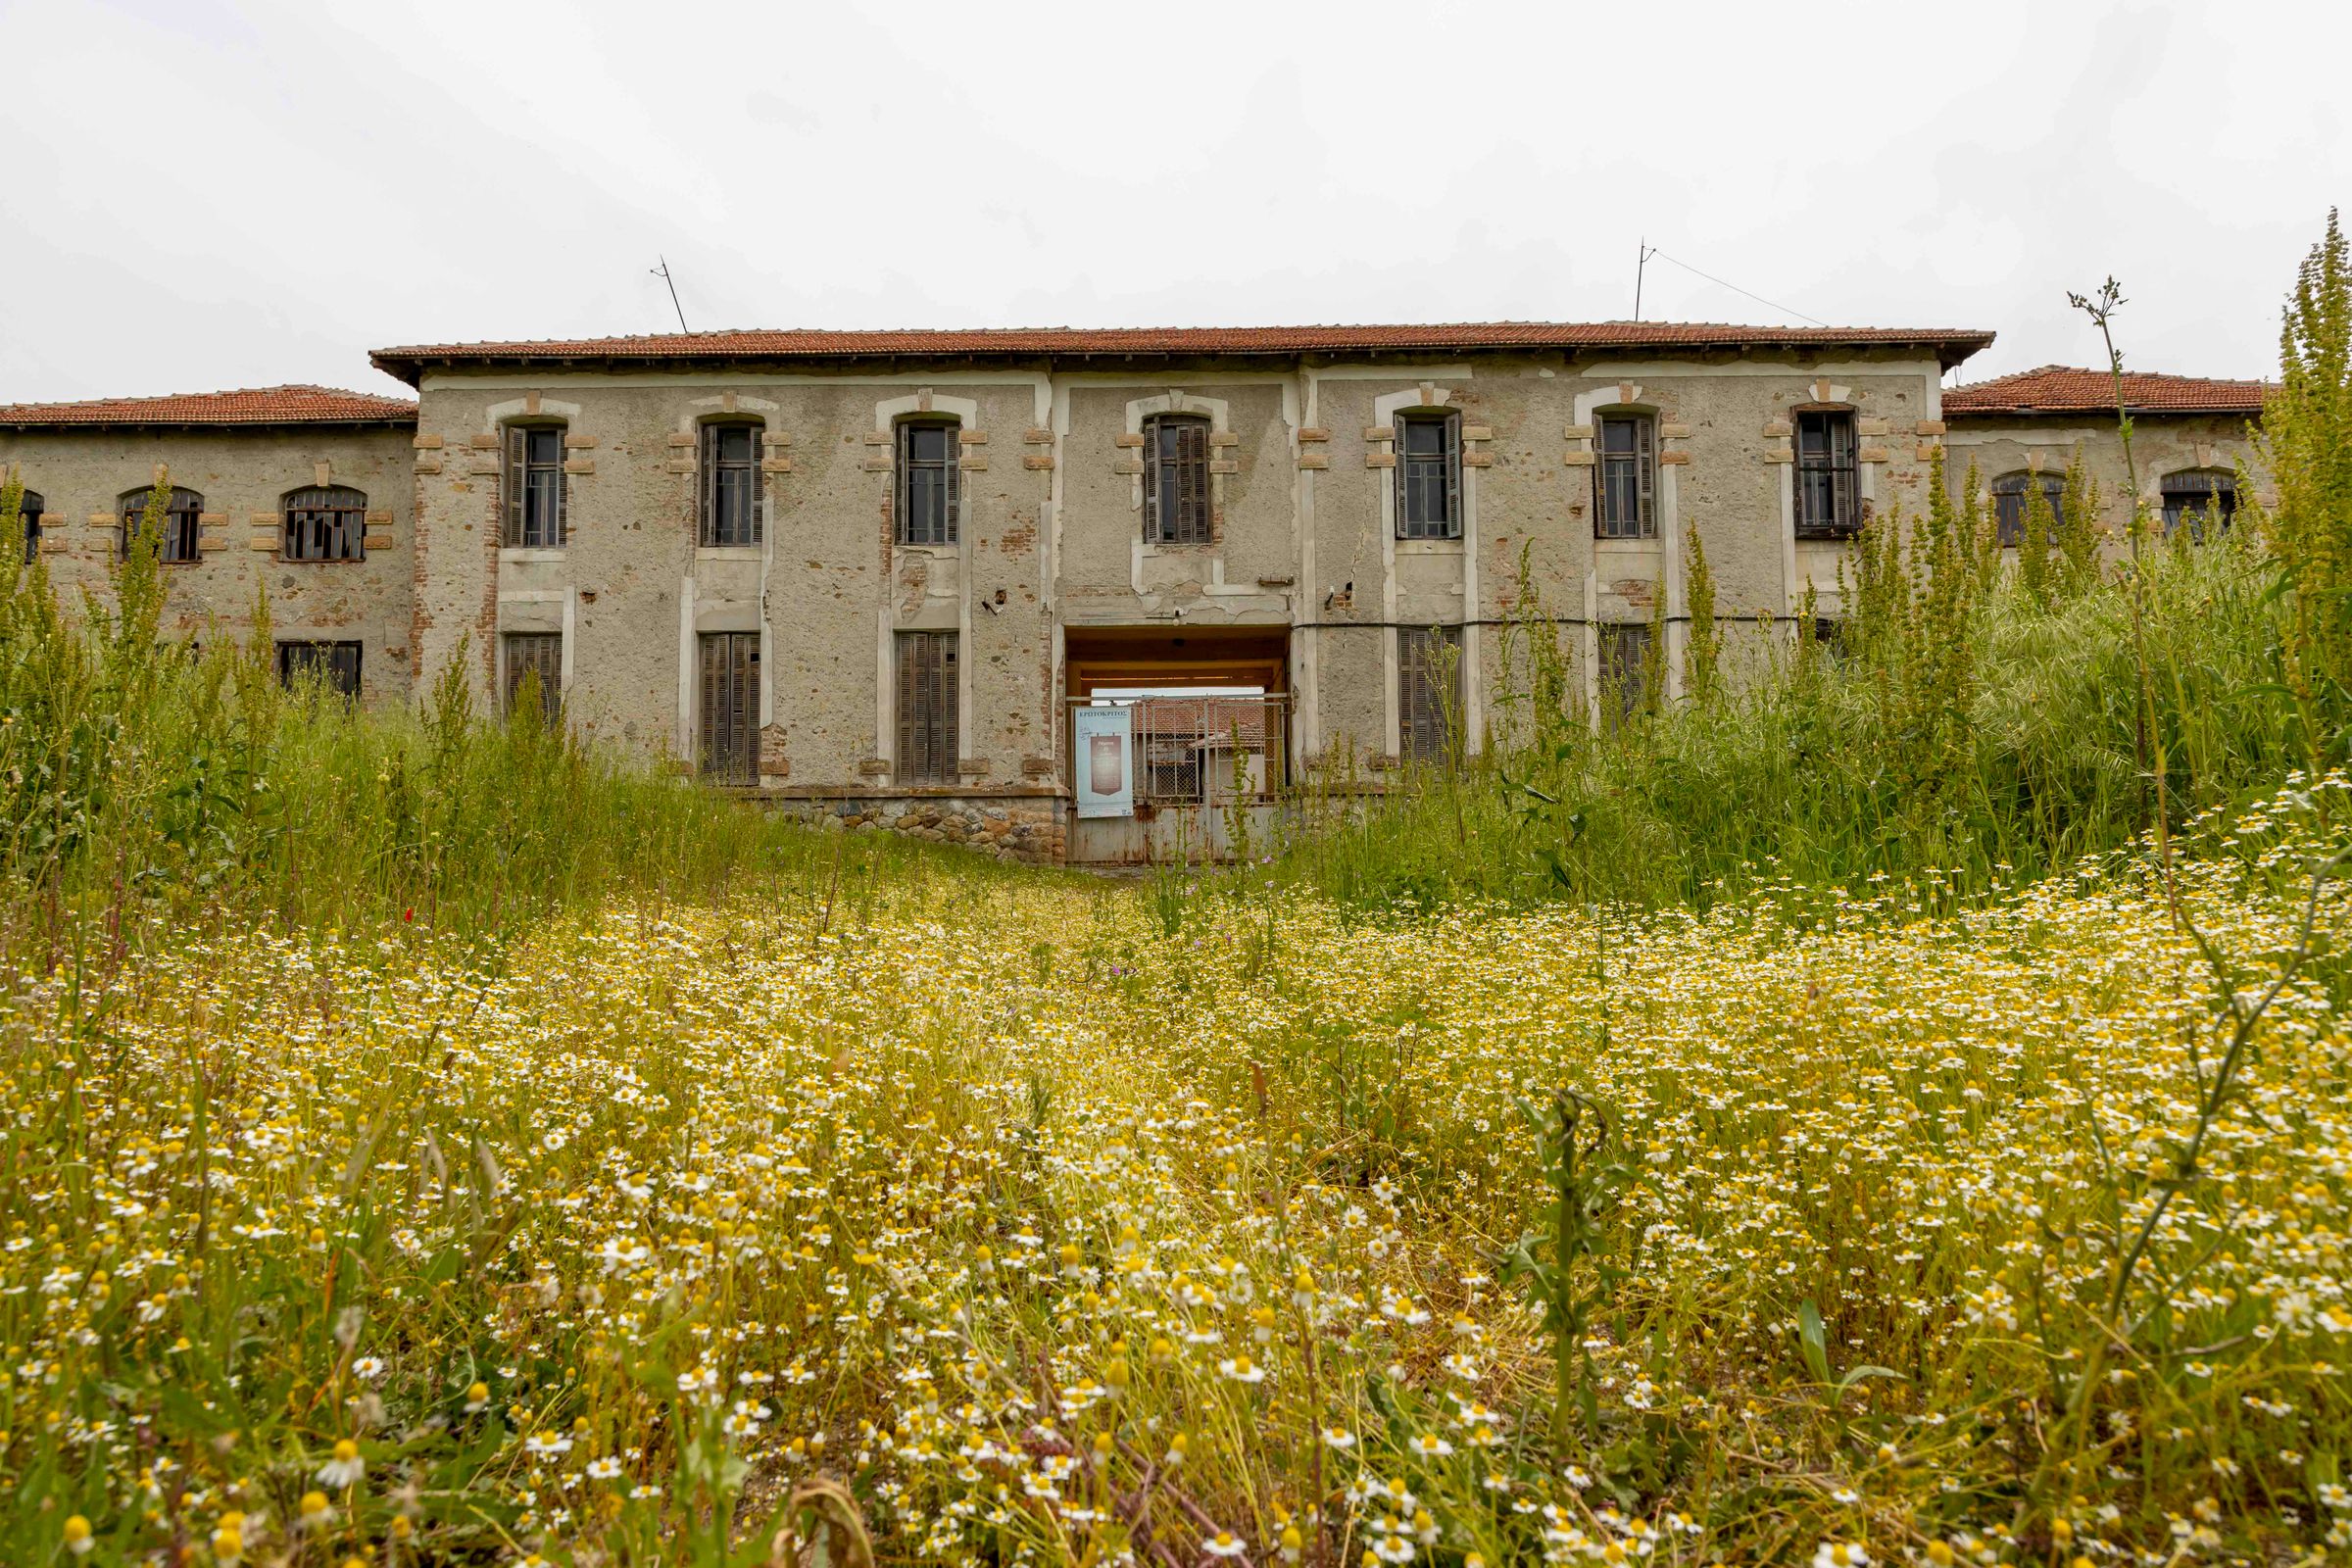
<box><xmin>895</xmin><ymin>630</ymin><xmax>958</xmax><ymax>783</ymax></box>
<box><xmin>1990</xmin><ymin>470</ymin><xmax>2065</xmax><ymax>549</ymax></box>
<box><xmin>1144</xmin><ymin>414</ymin><xmax>1211</xmax><ymax>545</ymax></box>
<box><xmin>1396</xmin><ymin>412</ymin><xmax>1461</xmax><ymax>540</ymax></box>
<box><xmin>2160</xmin><ymin>469</ymin><xmax>2236</xmax><ymax>539</ymax></box>
<box><xmin>697</xmin><ymin>631</ymin><xmax>760</xmax><ymax>784</ymax></box>
<box><xmin>283</xmin><ymin>485</ymin><xmax>367</xmax><ymax>562</ymax></box>
<box><xmin>700</xmin><ymin>421</ymin><xmax>763</xmax><ymax>547</ymax></box>
<box><xmin>1598</xmin><ymin>623</ymin><xmax>1651</xmax><ymax>727</ymax></box>
<box><xmin>503</xmin><ymin>632</ymin><xmax>563</xmax><ymax>723</ymax></box>
<box><xmin>276</xmin><ymin>639</ymin><xmax>361</xmax><ymax>699</ymax></box>
<box><xmin>896</xmin><ymin>420</ymin><xmax>960</xmax><ymax>547</ymax></box>
<box><xmin>1398</xmin><ymin>624</ymin><xmax>1462</xmax><ymax>764</ymax></box>
<box><xmin>120</xmin><ymin>486</ymin><xmax>203</xmax><ymax>564</ymax></box>
<box><xmin>504</xmin><ymin>424</ymin><xmax>566</xmax><ymax>548</ymax></box>
<box><xmin>16</xmin><ymin>488</ymin><xmax>41</xmax><ymax>564</ymax></box>
<box><xmin>1594</xmin><ymin>414</ymin><xmax>1656</xmax><ymax>540</ymax></box>
<box><xmin>1793</xmin><ymin>410</ymin><xmax>1860</xmax><ymax>539</ymax></box>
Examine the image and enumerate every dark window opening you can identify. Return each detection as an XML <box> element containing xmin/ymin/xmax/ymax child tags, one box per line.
<box><xmin>503</xmin><ymin>632</ymin><xmax>563</xmax><ymax>723</ymax></box>
<box><xmin>701</xmin><ymin>422</ymin><xmax>763</xmax><ymax>547</ymax></box>
<box><xmin>1144</xmin><ymin>415</ymin><xmax>1212</xmax><ymax>545</ymax></box>
<box><xmin>1793</xmin><ymin>410</ymin><xmax>1860</xmax><ymax>540</ymax></box>
<box><xmin>1398</xmin><ymin>624</ymin><xmax>1462</xmax><ymax>763</ymax></box>
<box><xmin>1598</xmin><ymin>623</ymin><xmax>1652</xmax><ymax>726</ymax></box>
<box><xmin>896</xmin><ymin>420</ymin><xmax>960</xmax><ymax>547</ymax></box>
<box><xmin>121</xmin><ymin>486</ymin><xmax>203</xmax><ymax>564</ymax></box>
<box><xmin>504</xmin><ymin>424</ymin><xmax>567</xmax><ymax>548</ymax></box>
<box><xmin>1990</xmin><ymin>470</ymin><xmax>2065</xmax><ymax>549</ymax></box>
<box><xmin>1594</xmin><ymin>414</ymin><xmax>1657</xmax><ymax>540</ymax></box>
<box><xmin>283</xmin><ymin>485</ymin><xmax>368</xmax><ymax>562</ymax></box>
<box><xmin>1396</xmin><ymin>412</ymin><xmax>1461</xmax><ymax>540</ymax></box>
<box><xmin>698</xmin><ymin>631</ymin><xmax>760</xmax><ymax>784</ymax></box>
<box><xmin>16</xmin><ymin>488</ymin><xmax>42</xmax><ymax>564</ymax></box>
<box><xmin>2160</xmin><ymin>469</ymin><xmax>2236</xmax><ymax>539</ymax></box>
<box><xmin>895</xmin><ymin>630</ymin><xmax>959</xmax><ymax>783</ymax></box>
<box><xmin>277</xmin><ymin>639</ymin><xmax>361</xmax><ymax>699</ymax></box>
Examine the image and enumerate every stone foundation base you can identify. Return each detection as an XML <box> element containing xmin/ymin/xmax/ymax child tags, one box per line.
<box><xmin>765</xmin><ymin>794</ymin><xmax>1068</xmax><ymax>864</ymax></box>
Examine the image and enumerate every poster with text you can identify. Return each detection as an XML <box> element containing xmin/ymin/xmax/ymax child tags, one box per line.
<box><xmin>1074</xmin><ymin>705</ymin><xmax>1134</xmax><ymax>818</ymax></box>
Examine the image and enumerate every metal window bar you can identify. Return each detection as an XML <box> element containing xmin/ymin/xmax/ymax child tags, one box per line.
<box><xmin>506</xmin><ymin>425</ymin><xmax>567</xmax><ymax>548</ymax></box>
<box><xmin>897</xmin><ymin>421</ymin><xmax>960</xmax><ymax>547</ymax></box>
<box><xmin>1395</xmin><ymin>413</ymin><xmax>1461</xmax><ymax>540</ymax></box>
<box><xmin>1988</xmin><ymin>472</ymin><xmax>2066</xmax><ymax>549</ymax></box>
<box><xmin>1793</xmin><ymin>411</ymin><xmax>1860</xmax><ymax>539</ymax></box>
<box><xmin>503</xmin><ymin>632</ymin><xmax>563</xmax><ymax>723</ymax></box>
<box><xmin>2160</xmin><ymin>469</ymin><xmax>2236</xmax><ymax>538</ymax></box>
<box><xmin>121</xmin><ymin>487</ymin><xmax>203</xmax><ymax>563</ymax></box>
<box><xmin>701</xmin><ymin>422</ymin><xmax>764</xmax><ymax>547</ymax></box>
<box><xmin>1593</xmin><ymin>414</ymin><xmax>1656</xmax><ymax>540</ymax></box>
<box><xmin>1123</xmin><ymin>693</ymin><xmax>1289</xmax><ymax>806</ymax></box>
<box><xmin>276</xmin><ymin>639</ymin><xmax>362</xmax><ymax>698</ymax></box>
<box><xmin>283</xmin><ymin>485</ymin><xmax>367</xmax><ymax>562</ymax></box>
<box><xmin>1144</xmin><ymin>415</ymin><xmax>1212</xmax><ymax>545</ymax></box>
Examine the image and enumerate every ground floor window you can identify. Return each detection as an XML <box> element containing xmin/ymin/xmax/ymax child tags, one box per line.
<box><xmin>1398</xmin><ymin>624</ymin><xmax>1462</xmax><ymax>764</ymax></box>
<box><xmin>1598</xmin><ymin>623</ymin><xmax>1652</xmax><ymax>726</ymax></box>
<box><xmin>503</xmin><ymin>632</ymin><xmax>563</xmax><ymax>723</ymax></box>
<box><xmin>895</xmin><ymin>631</ymin><xmax>958</xmax><ymax>784</ymax></box>
<box><xmin>277</xmin><ymin>639</ymin><xmax>361</xmax><ymax>698</ymax></box>
<box><xmin>698</xmin><ymin>631</ymin><xmax>760</xmax><ymax>784</ymax></box>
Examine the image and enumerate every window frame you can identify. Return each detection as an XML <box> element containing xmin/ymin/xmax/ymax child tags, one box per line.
<box><xmin>16</xmin><ymin>487</ymin><xmax>42</xmax><ymax>564</ymax></box>
<box><xmin>699</xmin><ymin>420</ymin><xmax>765</xmax><ymax>548</ymax></box>
<box><xmin>1143</xmin><ymin>414</ymin><xmax>1213</xmax><ymax>546</ymax></box>
<box><xmin>1597</xmin><ymin>622</ymin><xmax>1652</xmax><ymax>727</ymax></box>
<box><xmin>1593</xmin><ymin>412</ymin><xmax>1657</xmax><ymax>540</ymax></box>
<box><xmin>120</xmin><ymin>486</ymin><xmax>204</xmax><ymax>564</ymax></box>
<box><xmin>2159</xmin><ymin>468</ymin><xmax>2237</xmax><ymax>538</ymax></box>
<box><xmin>1792</xmin><ymin>409</ymin><xmax>1861</xmax><ymax>540</ymax></box>
<box><xmin>502</xmin><ymin>631</ymin><xmax>564</xmax><ymax>724</ymax></box>
<box><xmin>894</xmin><ymin>629</ymin><xmax>959</xmax><ymax>784</ymax></box>
<box><xmin>1989</xmin><ymin>470</ymin><xmax>2065</xmax><ymax>549</ymax></box>
<box><xmin>1397</xmin><ymin>623</ymin><xmax>1463</xmax><ymax>764</ymax></box>
<box><xmin>275</xmin><ymin>639</ymin><xmax>362</xmax><ymax>699</ymax></box>
<box><xmin>1394</xmin><ymin>411</ymin><xmax>1462</xmax><ymax>541</ymax></box>
<box><xmin>281</xmin><ymin>484</ymin><xmax>368</xmax><ymax>563</ymax></box>
<box><xmin>503</xmin><ymin>422</ymin><xmax>568</xmax><ymax>549</ymax></box>
<box><xmin>697</xmin><ymin>630</ymin><xmax>760</xmax><ymax>785</ymax></box>
<box><xmin>895</xmin><ymin>418</ymin><xmax>961</xmax><ymax>548</ymax></box>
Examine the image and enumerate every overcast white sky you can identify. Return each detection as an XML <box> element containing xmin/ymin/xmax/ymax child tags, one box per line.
<box><xmin>2</xmin><ymin>0</ymin><xmax>2342</xmax><ymax>403</ymax></box>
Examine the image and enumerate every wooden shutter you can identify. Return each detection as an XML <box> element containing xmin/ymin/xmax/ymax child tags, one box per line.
<box><xmin>896</xmin><ymin>632</ymin><xmax>921</xmax><ymax>777</ymax></box>
<box><xmin>1393</xmin><ymin>423</ymin><xmax>1409</xmax><ymax>536</ymax></box>
<box><xmin>553</xmin><ymin>428</ymin><xmax>569</xmax><ymax>545</ymax></box>
<box><xmin>750</xmin><ymin>425</ymin><xmax>766</xmax><ymax>540</ymax></box>
<box><xmin>698</xmin><ymin>424</ymin><xmax>715</xmax><ymax>544</ymax></box>
<box><xmin>895</xmin><ymin>632</ymin><xmax>956</xmax><ymax>782</ymax></box>
<box><xmin>1636</xmin><ymin>417</ymin><xmax>1655</xmax><ymax>537</ymax></box>
<box><xmin>1178</xmin><ymin>419</ymin><xmax>1208</xmax><ymax>542</ymax></box>
<box><xmin>943</xmin><ymin>426</ymin><xmax>960</xmax><ymax>544</ymax></box>
<box><xmin>1444</xmin><ymin>415</ymin><xmax>1462</xmax><ymax>540</ymax></box>
<box><xmin>506</xmin><ymin>426</ymin><xmax>525</xmax><ymax>545</ymax></box>
<box><xmin>1142</xmin><ymin>419</ymin><xmax>1161</xmax><ymax>540</ymax></box>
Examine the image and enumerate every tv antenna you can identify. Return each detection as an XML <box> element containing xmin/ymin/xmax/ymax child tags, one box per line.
<box><xmin>1634</xmin><ymin>237</ymin><xmax>1658</xmax><ymax>320</ymax></box>
<box><xmin>651</xmin><ymin>256</ymin><xmax>689</xmax><ymax>333</ymax></box>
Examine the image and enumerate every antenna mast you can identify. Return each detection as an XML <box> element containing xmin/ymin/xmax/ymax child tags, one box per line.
<box><xmin>1634</xmin><ymin>237</ymin><xmax>1658</xmax><ymax>321</ymax></box>
<box><xmin>651</xmin><ymin>257</ymin><xmax>689</xmax><ymax>333</ymax></box>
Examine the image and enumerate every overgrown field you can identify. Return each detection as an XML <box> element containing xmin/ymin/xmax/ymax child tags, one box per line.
<box><xmin>5</xmin><ymin>779</ymin><xmax>2348</xmax><ymax>1567</ymax></box>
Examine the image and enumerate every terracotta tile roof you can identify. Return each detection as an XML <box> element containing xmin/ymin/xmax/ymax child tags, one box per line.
<box><xmin>1945</xmin><ymin>365</ymin><xmax>2270</xmax><ymax>417</ymax></box>
<box><xmin>371</xmin><ymin>320</ymin><xmax>1994</xmax><ymax>381</ymax></box>
<box><xmin>0</xmin><ymin>384</ymin><xmax>417</xmax><ymax>429</ymax></box>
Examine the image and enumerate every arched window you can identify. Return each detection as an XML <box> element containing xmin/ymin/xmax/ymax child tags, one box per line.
<box><xmin>120</xmin><ymin>486</ymin><xmax>203</xmax><ymax>564</ymax></box>
<box><xmin>1793</xmin><ymin>410</ymin><xmax>1859</xmax><ymax>538</ymax></box>
<box><xmin>699</xmin><ymin>421</ymin><xmax>764</xmax><ymax>547</ymax></box>
<box><xmin>1990</xmin><ymin>470</ymin><xmax>2065</xmax><ymax>548</ymax></box>
<box><xmin>504</xmin><ymin>423</ymin><xmax>567</xmax><ymax>548</ymax></box>
<box><xmin>283</xmin><ymin>485</ymin><xmax>367</xmax><ymax>562</ymax></box>
<box><xmin>1593</xmin><ymin>412</ymin><xmax>1656</xmax><ymax>540</ymax></box>
<box><xmin>895</xmin><ymin>417</ymin><xmax>960</xmax><ymax>546</ymax></box>
<box><xmin>2160</xmin><ymin>468</ymin><xmax>2235</xmax><ymax>539</ymax></box>
<box><xmin>16</xmin><ymin>488</ymin><xmax>42</xmax><ymax>564</ymax></box>
<box><xmin>1144</xmin><ymin>414</ymin><xmax>1212</xmax><ymax>545</ymax></box>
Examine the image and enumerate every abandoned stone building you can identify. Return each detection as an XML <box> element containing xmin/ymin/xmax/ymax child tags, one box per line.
<box><xmin>0</xmin><ymin>323</ymin><xmax>2271</xmax><ymax>862</ymax></box>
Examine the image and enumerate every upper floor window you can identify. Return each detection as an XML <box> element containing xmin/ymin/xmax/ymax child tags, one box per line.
<box><xmin>1990</xmin><ymin>470</ymin><xmax>2066</xmax><ymax>549</ymax></box>
<box><xmin>283</xmin><ymin>485</ymin><xmax>367</xmax><ymax>562</ymax></box>
<box><xmin>1593</xmin><ymin>413</ymin><xmax>1656</xmax><ymax>540</ymax></box>
<box><xmin>896</xmin><ymin>419</ymin><xmax>960</xmax><ymax>547</ymax></box>
<box><xmin>700</xmin><ymin>421</ymin><xmax>763</xmax><ymax>547</ymax></box>
<box><xmin>16</xmin><ymin>488</ymin><xmax>42</xmax><ymax>564</ymax></box>
<box><xmin>2160</xmin><ymin>468</ymin><xmax>2236</xmax><ymax>539</ymax></box>
<box><xmin>504</xmin><ymin>424</ymin><xmax>566</xmax><ymax>548</ymax></box>
<box><xmin>1144</xmin><ymin>415</ymin><xmax>1211</xmax><ymax>545</ymax></box>
<box><xmin>121</xmin><ymin>485</ymin><xmax>203</xmax><ymax>564</ymax></box>
<box><xmin>1793</xmin><ymin>410</ymin><xmax>1860</xmax><ymax>540</ymax></box>
<box><xmin>1396</xmin><ymin>412</ymin><xmax>1461</xmax><ymax>541</ymax></box>
<box><xmin>277</xmin><ymin>639</ymin><xmax>362</xmax><ymax>699</ymax></box>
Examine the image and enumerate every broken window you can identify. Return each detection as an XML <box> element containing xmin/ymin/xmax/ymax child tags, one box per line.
<box><xmin>2160</xmin><ymin>468</ymin><xmax>2236</xmax><ymax>539</ymax></box>
<box><xmin>700</xmin><ymin>421</ymin><xmax>763</xmax><ymax>547</ymax></box>
<box><xmin>282</xmin><ymin>485</ymin><xmax>368</xmax><ymax>562</ymax></box>
<box><xmin>1396</xmin><ymin>412</ymin><xmax>1461</xmax><ymax>540</ymax></box>
<box><xmin>1398</xmin><ymin>624</ymin><xmax>1462</xmax><ymax>764</ymax></box>
<box><xmin>1597</xmin><ymin>623</ymin><xmax>1651</xmax><ymax>726</ymax></box>
<box><xmin>1594</xmin><ymin>413</ymin><xmax>1656</xmax><ymax>540</ymax></box>
<box><xmin>698</xmin><ymin>631</ymin><xmax>760</xmax><ymax>784</ymax></box>
<box><xmin>1793</xmin><ymin>410</ymin><xmax>1860</xmax><ymax>539</ymax></box>
<box><xmin>120</xmin><ymin>486</ymin><xmax>203</xmax><ymax>564</ymax></box>
<box><xmin>1144</xmin><ymin>414</ymin><xmax>1212</xmax><ymax>545</ymax></box>
<box><xmin>503</xmin><ymin>632</ymin><xmax>563</xmax><ymax>723</ymax></box>
<box><xmin>1990</xmin><ymin>470</ymin><xmax>2064</xmax><ymax>549</ymax></box>
<box><xmin>276</xmin><ymin>639</ymin><xmax>362</xmax><ymax>699</ymax></box>
<box><xmin>896</xmin><ymin>419</ymin><xmax>960</xmax><ymax>547</ymax></box>
<box><xmin>895</xmin><ymin>629</ymin><xmax>958</xmax><ymax>784</ymax></box>
<box><xmin>504</xmin><ymin>424</ymin><xmax>566</xmax><ymax>548</ymax></box>
<box><xmin>16</xmin><ymin>487</ymin><xmax>42</xmax><ymax>564</ymax></box>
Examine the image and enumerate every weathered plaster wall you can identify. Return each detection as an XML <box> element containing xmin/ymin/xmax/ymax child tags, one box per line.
<box><xmin>1943</xmin><ymin>413</ymin><xmax>2267</xmax><ymax>541</ymax></box>
<box><xmin>0</xmin><ymin>426</ymin><xmax>416</xmax><ymax>701</ymax></box>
